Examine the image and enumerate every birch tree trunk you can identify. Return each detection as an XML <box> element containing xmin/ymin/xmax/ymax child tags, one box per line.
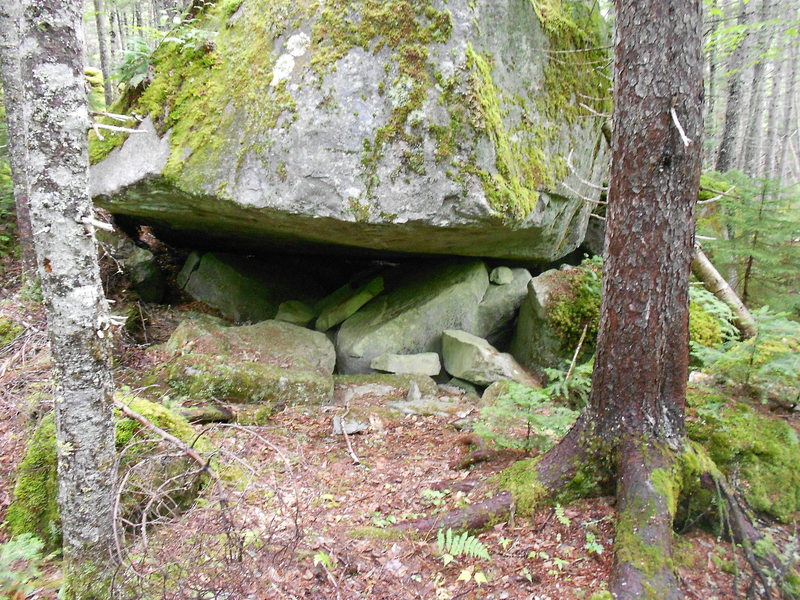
<box><xmin>0</xmin><ymin>1</ymin><xmax>35</xmax><ymax>275</ymax></box>
<box><xmin>19</xmin><ymin>0</ymin><xmax>116</xmax><ymax>596</ymax></box>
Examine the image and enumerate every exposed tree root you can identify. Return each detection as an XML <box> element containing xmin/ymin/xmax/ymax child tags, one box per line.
<box><xmin>392</xmin><ymin>422</ymin><xmax>797</xmax><ymax>599</ymax></box>
<box><xmin>610</xmin><ymin>441</ymin><xmax>682</xmax><ymax>600</ymax></box>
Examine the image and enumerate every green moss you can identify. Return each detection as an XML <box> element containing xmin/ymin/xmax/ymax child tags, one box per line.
<box><xmin>547</xmin><ymin>258</ymin><xmax>602</xmax><ymax>356</ymax></box>
<box><xmin>686</xmin><ymin>394</ymin><xmax>800</xmax><ymax>522</ymax></box>
<box><xmin>5</xmin><ymin>414</ymin><xmax>60</xmax><ymax>549</ymax></box>
<box><xmin>493</xmin><ymin>457</ymin><xmax>548</xmax><ymax>515</ymax></box>
<box><xmin>688</xmin><ymin>301</ymin><xmax>723</xmax><ymax>347</ymax></box>
<box><xmin>6</xmin><ymin>396</ymin><xmax>203</xmax><ymax>550</ymax></box>
<box><xmin>464</xmin><ymin>45</ymin><xmax>546</xmax><ymax>218</ymax></box>
<box><xmin>650</xmin><ymin>467</ymin><xmax>679</xmax><ymax>518</ymax></box>
<box><xmin>0</xmin><ymin>315</ymin><xmax>24</xmax><ymax>345</ymax></box>
<box><xmin>529</xmin><ymin>0</ymin><xmax>611</xmax><ymax>122</ymax></box>
<box><xmin>588</xmin><ymin>592</ymin><xmax>613</xmax><ymax>600</ymax></box>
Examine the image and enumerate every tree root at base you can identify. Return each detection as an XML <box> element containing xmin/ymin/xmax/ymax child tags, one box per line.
<box><xmin>391</xmin><ymin>425</ymin><xmax>798</xmax><ymax>599</ymax></box>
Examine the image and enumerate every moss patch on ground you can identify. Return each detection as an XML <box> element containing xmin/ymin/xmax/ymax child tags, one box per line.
<box><xmin>6</xmin><ymin>395</ymin><xmax>202</xmax><ymax>550</ymax></box>
<box><xmin>686</xmin><ymin>389</ymin><xmax>800</xmax><ymax>522</ymax></box>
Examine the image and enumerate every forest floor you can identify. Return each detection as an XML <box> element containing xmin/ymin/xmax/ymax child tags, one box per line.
<box><xmin>0</xmin><ymin>253</ymin><xmax>796</xmax><ymax>600</ymax></box>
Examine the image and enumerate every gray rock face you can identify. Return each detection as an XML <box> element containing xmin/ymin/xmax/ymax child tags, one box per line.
<box><xmin>90</xmin><ymin>0</ymin><xmax>608</xmax><ymax>262</ymax></box>
<box><xmin>336</xmin><ymin>261</ymin><xmax>489</xmax><ymax>373</ymax></box>
<box><xmin>96</xmin><ymin>228</ymin><xmax>165</xmax><ymax>302</ymax></box>
<box><xmin>476</xmin><ymin>267</ymin><xmax>532</xmax><ymax>345</ymax></box>
<box><xmin>442</xmin><ymin>329</ymin><xmax>539</xmax><ymax>387</ymax></box>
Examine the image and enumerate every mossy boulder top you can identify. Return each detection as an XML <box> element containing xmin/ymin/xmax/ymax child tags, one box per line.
<box><xmin>90</xmin><ymin>0</ymin><xmax>609</xmax><ymax>262</ymax></box>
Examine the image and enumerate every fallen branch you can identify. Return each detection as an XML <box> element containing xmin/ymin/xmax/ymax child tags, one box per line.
<box><xmin>691</xmin><ymin>245</ymin><xmax>757</xmax><ymax>339</ymax></box>
<box><xmin>114</xmin><ymin>399</ymin><xmax>225</xmax><ymax>502</ymax></box>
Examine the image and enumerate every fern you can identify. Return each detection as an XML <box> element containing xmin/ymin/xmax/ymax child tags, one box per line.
<box><xmin>436</xmin><ymin>529</ymin><xmax>491</xmax><ymax>566</ymax></box>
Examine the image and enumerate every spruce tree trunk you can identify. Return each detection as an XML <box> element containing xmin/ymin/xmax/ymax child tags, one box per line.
<box><xmin>740</xmin><ymin>0</ymin><xmax>773</xmax><ymax>175</ymax></box>
<box><xmin>19</xmin><ymin>0</ymin><xmax>116</xmax><ymax>596</ymax></box>
<box><xmin>0</xmin><ymin>1</ymin><xmax>35</xmax><ymax>275</ymax></box>
<box><xmin>761</xmin><ymin>60</ymin><xmax>782</xmax><ymax>180</ymax></box>
<box><xmin>774</xmin><ymin>14</ymin><xmax>798</xmax><ymax>187</ymax></box>
<box><xmin>597</xmin><ymin>0</ymin><xmax>703</xmax><ymax>595</ymax></box>
<box><xmin>92</xmin><ymin>0</ymin><xmax>114</xmax><ymax>107</ymax></box>
<box><xmin>715</xmin><ymin>0</ymin><xmax>751</xmax><ymax>172</ymax></box>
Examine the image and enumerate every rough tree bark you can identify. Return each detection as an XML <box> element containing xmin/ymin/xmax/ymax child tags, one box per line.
<box><xmin>0</xmin><ymin>1</ymin><xmax>35</xmax><ymax>275</ymax></box>
<box><xmin>715</xmin><ymin>0</ymin><xmax>751</xmax><ymax>173</ymax></box>
<box><xmin>18</xmin><ymin>0</ymin><xmax>117</xmax><ymax>597</ymax></box>
<box><xmin>92</xmin><ymin>0</ymin><xmax>114</xmax><ymax>107</ymax></box>
<box><xmin>774</xmin><ymin>10</ymin><xmax>799</xmax><ymax>188</ymax></box>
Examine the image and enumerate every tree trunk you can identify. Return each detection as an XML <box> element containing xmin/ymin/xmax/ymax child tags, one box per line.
<box><xmin>18</xmin><ymin>0</ymin><xmax>117</xmax><ymax>597</ymax></box>
<box><xmin>761</xmin><ymin>59</ymin><xmax>782</xmax><ymax>180</ymax></box>
<box><xmin>0</xmin><ymin>1</ymin><xmax>35</xmax><ymax>275</ymax></box>
<box><xmin>92</xmin><ymin>0</ymin><xmax>114</xmax><ymax>107</ymax></box>
<box><xmin>715</xmin><ymin>0</ymin><xmax>751</xmax><ymax>173</ymax></box>
<box><xmin>774</xmin><ymin>15</ymin><xmax>798</xmax><ymax>188</ymax></box>
<box><xmin>704</xmin><ymin>0</ymin><xmax>719</xmax><ymax>167</ymax></box>
<box><xmin>739</xmin><ymin>0</ymin><xmax>773</xmax><ymax>176</ymax></box>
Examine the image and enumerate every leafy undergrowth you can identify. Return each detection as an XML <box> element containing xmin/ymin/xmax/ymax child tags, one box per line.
<box><xmin>1</xmin><ymin>287</ymin><xmax>796</xmax><ymax>599</ymax></box>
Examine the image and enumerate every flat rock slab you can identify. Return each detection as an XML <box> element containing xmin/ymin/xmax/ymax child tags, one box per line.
<box><xmin>336</xmin><ymin>261</ymin><xmax>489</xmax><ymax>374</ymax></box>
<box><xmin>442</xmin><ymin>329</ymin><xmax>540</xmax><ymax>387</ymax></box>
<box><xmin>316</xmin><ymin>276</ymin><xmax>384</xmax><ymax>332</ymax></box>
<box><xmin>370</xmin><ymin>352</ymin><xmax>442</xmax><ymax>376</ymax></box>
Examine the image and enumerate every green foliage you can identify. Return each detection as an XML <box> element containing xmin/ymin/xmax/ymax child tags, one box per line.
<box><xmin>697</xmin><ymin>170</ymin><xmax>800</xmax><ymax>314</ymax></box>
<box><xmin>691</xmin><ymin>308</ymin><xmax>800</xmax><ymax>402</ymax></box>
<box><xmin>547</xmin><ymin>256</ymin><xmax>602</xmax><ymax>356</ymax></box>
<box><xmin>115</xmin><ymin>36</ymin><xmax>154</xmax><ymax>88</ymax></box>
<box><xmin>0</xmin><ymin>315</ymin><xmax>24</xmax><ymax>346</ymax></box>
<box><xmin>6</xmin><ymin>396</ymin><xmax>204</xmax><ymax>550</ymax></box>
<box><xmin>0</xmin><ymin>534</ymin><xmax>53</xmax><ymax>597</ymax></box>
<box><xmin>474</xmin><ymin>380</ymin><xmax>579</xmax><ymax>452</ymax></box>
<box><xmin>436</xmin><ymin>528</ymin><xmax>490</xmax><ymax>566</ymax></box>
<box><xmin>0</xmin><ymin>90</ymin><xmax>17</xmax><ymax>259</ymax></box>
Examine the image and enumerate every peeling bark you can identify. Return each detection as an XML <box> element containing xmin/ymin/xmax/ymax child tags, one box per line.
<box><xmin>19</xmin><ymin>0</ymin><xmax>116</xmax><ymax>596</ymax></box>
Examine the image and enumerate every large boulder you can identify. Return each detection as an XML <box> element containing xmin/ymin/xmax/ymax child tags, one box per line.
<box><xmin>336</xmin><ymin>260</ymin><xmax>489</xmax><ymax>373</ymax></box>
<box><xmin>157</xmin><ymin>315</ymin><xmax>336</xmax><ymax>411</ymax></box>
<box><xmin>90</xmin><ymin>0</ymin><xmax>608</xmax><ymax>262</ymax></box>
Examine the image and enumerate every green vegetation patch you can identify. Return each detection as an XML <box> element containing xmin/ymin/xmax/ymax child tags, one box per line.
<box><xmin>686</xmin><ymin>389</ymin><xmax>800</xmax><ymax>522</ymax></box>
<box><xmin>0</xmin><ymin>315</ymin><xmax>24</xmax><ymax>346</ymax></box>
<box><xmin>6</xmin><ymin>396</ymin><xmax>202</xmax><ymax>550</ymax></box>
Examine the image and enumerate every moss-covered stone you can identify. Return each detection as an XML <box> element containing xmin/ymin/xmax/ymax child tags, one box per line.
<box><xmin>6</xmin><ymin>396</ymin><xmax>202</xmax><ymax>550</ymax></box>
<box><xmin>166</xmin><ymin>354</ymin><xmax>334</xmax><ymax>407</ymax></box>
<box><xmin>90</xmin><ymin>0</ymin><xmax>609</xmax><ymax>263</ymax></box>
<box><xmin>686</xmin><ymin>389</ymin><xmax>800</xmax><ymax>522</ymax></box>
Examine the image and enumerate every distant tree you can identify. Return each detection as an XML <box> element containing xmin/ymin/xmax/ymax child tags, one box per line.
<box><xmin>0</xmin><ymin>0</ymin><xmax>35</xmax><ymax>274</ymax></box>
<box><xmin>12</xmin><ymin>0</ymin><xmax>117</xmax><ymax>597</ymax></box>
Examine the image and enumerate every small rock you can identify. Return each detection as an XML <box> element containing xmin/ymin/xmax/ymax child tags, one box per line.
<box><xmin>688</xmin><ymin>371</ymin><xmax>714</xmax><ymax>386</ymax></box>
<box><xmin>406</xmin><ymin>380</ymin><xmax>422</xmax><ymax>402</ymax></box>
<box><xmin>442</xmin><ymin>329</ymin><xmax>540</xmax><ymax>387</ymax></box>
<box><xmin>332</xmin><ymin>415</ymin><xmax>370</xmax><ymax>435</ymax></box>
<box><xmin>489</xmin><ymin>266</ymin><xmax>514</xmax><ymax>285</ymax></box>
<box><xmin>275</xmin><ymin>300</ymin><xmax>316</xmax><ymax>327</ymax></box>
